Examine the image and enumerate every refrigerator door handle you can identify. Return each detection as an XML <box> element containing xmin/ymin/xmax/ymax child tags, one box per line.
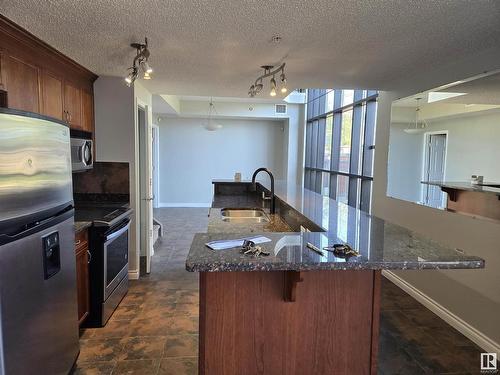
<box><xmin>0</xmin><ymin>207</ymin><xmax>74</xmax><ymax>246</ymax></box>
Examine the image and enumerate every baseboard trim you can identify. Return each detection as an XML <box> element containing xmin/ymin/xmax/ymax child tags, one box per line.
<box><xmin>128</xmin><ymin>269</ymin><xmax>140</xmax><ymax>280</ymax></box>
<box><xmin>158</xmin><ymin>202</ymin><xmax>211</xmax><ymax>207</ymax></box>
<box><xmin>382</xmin><ymin>270</ymin><xmax>500</xmax><ymax>355</ymax></box>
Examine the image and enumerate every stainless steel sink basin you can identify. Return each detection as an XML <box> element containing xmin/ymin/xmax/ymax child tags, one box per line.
<box><xmin>220</xmin><ymin>208</ymin><xmax>270</xmax><ymax>223</ymax></box>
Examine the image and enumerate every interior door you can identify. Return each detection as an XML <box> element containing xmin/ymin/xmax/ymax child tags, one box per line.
<box><xmin>424</xmin><ymin>133</ymin><xmax>447</xmax><ymax>208</ymax></box>
<box><xmin>138</xmin><ymin>106</ymin><xmax>153</xmax><ymax>274</ymax></box>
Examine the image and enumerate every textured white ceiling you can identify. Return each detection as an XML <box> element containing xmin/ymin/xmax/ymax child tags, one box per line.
<box><xmin>2</xmin><ymin>1</ymin><xmax>499</xmax><ymax>96</ymax></box>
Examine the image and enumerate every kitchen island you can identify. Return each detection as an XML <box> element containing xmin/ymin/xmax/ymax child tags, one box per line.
<box><xmin>186</xmin><ymin>180</ymin><xmax>485</xmax><ymax>375</ymax></box>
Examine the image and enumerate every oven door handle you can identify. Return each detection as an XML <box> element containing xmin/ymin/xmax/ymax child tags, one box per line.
<box><xmin>104</xmin><ymin>221</ymin><xmax>131</xmax><ymax>242</ymax></box>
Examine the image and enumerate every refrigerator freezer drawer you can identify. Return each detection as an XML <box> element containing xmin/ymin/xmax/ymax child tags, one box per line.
<box><xmin>0</xmin><ymin>214</ymin><xmax>79</xmax><ymax>375</ymax></box>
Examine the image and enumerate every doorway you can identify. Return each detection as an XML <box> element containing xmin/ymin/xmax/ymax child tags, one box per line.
<box><xmin>138</xmin><ymin>105</ymin><xmax>153</xmax><ymax>274</ymax></box>
<box><xmin>422</xmin><ymin>132</ymin><xmax>447</xmax><ymax>208</ymax></box>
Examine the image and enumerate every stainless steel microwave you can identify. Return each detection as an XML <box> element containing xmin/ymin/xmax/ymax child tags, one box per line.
<box><xmin>71</xmin><ymin>137</ymin><xmax>93</xmax><ymax>172</ymax></box>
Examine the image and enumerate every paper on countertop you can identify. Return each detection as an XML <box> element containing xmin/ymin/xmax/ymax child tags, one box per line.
<box><xmin>205</xmin><ymin>236</ymin><xmax>272</xmax><ymax>250</ymax></box>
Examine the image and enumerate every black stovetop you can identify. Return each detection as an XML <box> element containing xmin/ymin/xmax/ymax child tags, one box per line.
<box><xmin>74</xmin><ymin>203</ymin><xmax>132</xmax><ymax>228</ymax></box>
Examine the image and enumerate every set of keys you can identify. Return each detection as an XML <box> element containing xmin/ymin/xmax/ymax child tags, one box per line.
<box><xmin>241</xmin><ymin>240</ymin><xmax>270</xmax><ymax>257</ymax></box>
<box><xmin>323</xmin><ymin>243</ymin><xmax>360</xmax><ymax>258</ymax></box>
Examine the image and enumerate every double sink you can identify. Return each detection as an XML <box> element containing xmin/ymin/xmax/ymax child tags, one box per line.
<box><xmin>220</xmin><ymin>208</ymin><xmax>270</xmax><ymax>224</ymax></box>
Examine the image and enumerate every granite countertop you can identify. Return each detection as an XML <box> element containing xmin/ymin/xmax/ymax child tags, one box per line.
<box><xmin>74</xmin><ymin>221</ymin><xmax>92</xmax><ymax>233</ymax></box>
<box><xmin>421</xmin><ymin>181</ymin><xmax>500</xmax><ymax>195</ymax></box>
<box><xmin>186</xmin><ymin>226</ymin><xmax>484</xmax><ymax>272</ymax></box>
<box><xmin>185</xmin><ymin>180</ymin><xmax>486</xmax><ymax>272</ymax></box>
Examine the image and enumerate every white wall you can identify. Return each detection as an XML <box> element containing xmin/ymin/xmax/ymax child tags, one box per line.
<box><xmin>388</xmin><ymin>111</ymin><xmax>500</xmax><ymax>202</ymax></box>
<box><xmin>425</xmin><ymin>112</ymin><xmax>500</xmax><ymax>181</ymax></box>
<box><xmin>93</xmin><ymin>76</ymin><xmax>152</xmax><ymax>278</ymax></box>
<box><xmin>387</xmin><ymin>123</ymin><xmax>424</xmax><ymax>202</ymax></box>
<box><xmin>372</xmin><ymin>45</ymin><xmax>500</xmax><ymax>350</ymax></box>
<box><xmin>158</xmin><ymin>118</ymin><xmax>286</xmax><ymax>206</ymax></box>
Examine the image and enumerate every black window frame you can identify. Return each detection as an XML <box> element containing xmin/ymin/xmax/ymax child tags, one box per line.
<box><xmin>304</xmin><ymin>89</ymin><xmax>378</xmax><ymax>212</ymax></box>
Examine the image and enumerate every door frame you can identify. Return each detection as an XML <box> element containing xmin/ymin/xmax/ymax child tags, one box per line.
<box><xmin>152</xmin><ymin>124</ymin><xmax>160</xmax><ymax>209</ymax></box>
<box><xmin>136</xmin><ymin>99</ymin><xmax>153</xmax><ymax>275</ymax></box>
<box><xmin>420</xmin><ymin>130</ymin><xmax>448</xmax><ymax>207</ymax></box>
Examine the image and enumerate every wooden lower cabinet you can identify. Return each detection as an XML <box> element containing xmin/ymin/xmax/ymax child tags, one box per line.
<box><xmin>75</xmin><ymin>230</ymin><xmax>90</xmax><ymax>325</ymax></box>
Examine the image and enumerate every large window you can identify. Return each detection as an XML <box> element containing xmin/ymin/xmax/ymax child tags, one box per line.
<box><xmin>304</xmin><ymin>89</ymin><xmax>378</xmax><ymax>212</ymax></box>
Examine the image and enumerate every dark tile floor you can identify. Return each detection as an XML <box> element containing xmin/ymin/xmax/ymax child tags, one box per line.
<box><xmin>74</xmin><ymin>208</ymin><xmax>487</xmax><ymax>375</ymax></box>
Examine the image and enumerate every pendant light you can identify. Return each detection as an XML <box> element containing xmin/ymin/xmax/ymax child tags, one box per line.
<box><xmin>404</xmin><ymin>98</ymin><xmax>428</xmax><ymax>134</ymax></box>
<box><xmin>205</xmin><ymin>98</ymin><xmax>223</xmax><ymax>131</ymax></box>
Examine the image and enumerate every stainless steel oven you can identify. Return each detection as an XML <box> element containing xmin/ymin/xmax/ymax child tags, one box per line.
<box><xmin>81</xmin><ymin>207</ymin><xmax>132</xmax><ymax>327</ymax></box>
<box><xmin>103</xmin><ymin>219</ymin><xmax>130</xmax><ymax>300</ymax></box>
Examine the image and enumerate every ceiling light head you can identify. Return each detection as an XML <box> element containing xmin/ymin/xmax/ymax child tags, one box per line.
<box><xmin>143</xmin><ymin>72</ymin><xmax>151</xmax><ymax>80</ymax></box>
<box><xmin>248</xmin><ymin>85</ymin><xmax>255</xmax><ymax>97</ymax></box>
<box><xmin>270</xmin><ymin>77</ymin><xmax>277</xmax><ymax>96</ymax></box>
<box><xmin>280</xmin><ymin>73</ymin><xmax>287</xmax><ymax>93</ymax></box>
<box><xmin>255</xmin><ymin>82</ymin><xmax>263</xmax><ymax>93</ymax></box>
<box><xmin>141</xmin><ymin>61</ymin><xmax>153</xmax><ymax>74</ymax></box>
<box><xmin>124</xmin><ymin>66</ymin><xmax>139</xmax><ymax>87</ymax></box>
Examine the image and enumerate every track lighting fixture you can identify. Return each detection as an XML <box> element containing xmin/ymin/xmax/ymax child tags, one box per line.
<box><xmin>124</xmin><ymin>37</ymin><xmax>153</xmax><ymax>87</ymax></box>
<box><xmin>248</xmin><ymin>63</ymin><xmax>287</xmax><ymax>97</ymax></box>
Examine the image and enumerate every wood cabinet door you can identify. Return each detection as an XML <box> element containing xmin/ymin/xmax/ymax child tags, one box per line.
<box><xmin>0</xmin><ymin>54</ymin><xmax>39</xmax><ymax>112</ymax></box>
<box><xmin>75</xmin><ymin>245</ymin><xmax>90</xmax><ymax>325</ymax></box>
<box><xmin>81</xmin><ymin>89</ymin><xmax>94</xmax><ymax>133</ymax></box>
<box><xmin>64</xmin><ymin>82</ymin><xmax>82</xmax><ymax>129</ymax></box>
<box><xmin>40</xmin><ymin>71</ymin><xmax>63</xmax><ymax>120</ymax></box>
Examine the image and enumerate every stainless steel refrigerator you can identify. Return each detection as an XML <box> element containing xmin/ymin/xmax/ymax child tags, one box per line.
<box><xmin>0</xmin><ymin>109</ymin><xmax>79</xmax><ymax>374</ymax></box>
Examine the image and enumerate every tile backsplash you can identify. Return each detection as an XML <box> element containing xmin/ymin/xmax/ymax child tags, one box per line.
<box><xmin>73</xmin><ymin>162</ymin><xmax>130</xmax><ymax>202</ymax></box>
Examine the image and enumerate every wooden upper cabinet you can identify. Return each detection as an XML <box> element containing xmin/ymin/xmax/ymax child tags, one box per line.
<box><xmin>64</xmin><ymin>81</ymin><xmax>82</xmax><ymax>129</ymax></box>
<box><xmin>40</xmin><ymin>71</ymin><xmax>63</xmax><ymax>120</ymax></box>
<box><xmin>0</xmin><ymin>53</ymin><xmax>39</xmax><ymax>112</ymax></box>
<box><xmin>81</xmin><ymin>89</ymin><xmax>94</xmax><ymax>133</ymax></box>
<box><xmin>0</xmin><ymin>16</ymin><xmax>97</xmax><ymax>130</ymax></box>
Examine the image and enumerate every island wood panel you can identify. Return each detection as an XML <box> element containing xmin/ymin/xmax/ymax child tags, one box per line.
<box><xmin>199</xmin><ymin>270</ymin><xmax>380</xmax><ymax>375</ymax></box>
<box><xmin>445</xmin><ymin>189</ymin><xmax>500</xmax><ymax>221</ymax></box>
